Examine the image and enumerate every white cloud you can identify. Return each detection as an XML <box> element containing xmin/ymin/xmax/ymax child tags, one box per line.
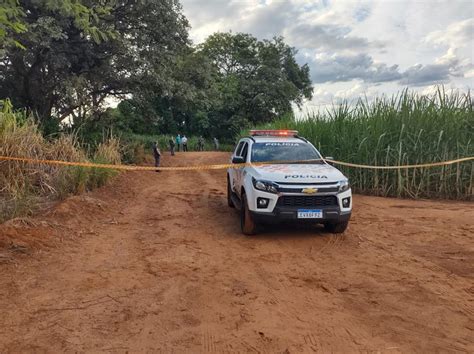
<box><xmin>465</xmin><ymin>68</ymin><xmax>474</xmax><ymax>79</ymax></box>
<box><xmin>423</xmin><ymin>18</ymin><xmax>474</xmax><ymax>84</ymax></box>
<box><xmin>425</xmin><ymin>19</ymin><xmax>473</xmax><ymax>52</ymax></box>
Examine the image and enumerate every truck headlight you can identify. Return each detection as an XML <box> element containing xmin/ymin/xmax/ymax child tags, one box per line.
<box><xmin>338</xmin><ymin>180</ymin><xmax>350</xmax><ymax>192</ymax></box>
<box><xmin>252</xmin><ymin>178</ymin><xmax>278</xmax><ymax>194</ymax></box>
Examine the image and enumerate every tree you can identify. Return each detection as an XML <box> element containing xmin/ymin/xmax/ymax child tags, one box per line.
<box><xmin>199</xmin><ymin>32</ymin><xmax>313</xmax><ymax>124</ymax></box>
<box><xmin>114</xmin><ymin>49</ymin><xmax>221</xmax><ymax>136</ymax></box>
<box><xmin>0</xmin><ymin>0</ymin><xmax>189</xmax><ymax>132</ymax></box>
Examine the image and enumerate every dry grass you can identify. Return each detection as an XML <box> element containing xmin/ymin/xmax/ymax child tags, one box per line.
<box><xmin>0</xmin><ymin>100</ymin><xmax>120</xmax><ymax>222</ymax></box>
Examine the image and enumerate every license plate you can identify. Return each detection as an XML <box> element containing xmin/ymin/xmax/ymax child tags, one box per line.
<box><xmin>297</xmin><ymin>209</ymin><xmax>323</xmax><ymax>219</ymax></box>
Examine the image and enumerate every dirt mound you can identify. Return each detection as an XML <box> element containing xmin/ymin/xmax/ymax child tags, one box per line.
<box><xmin>0</xmin><ymin>173</ymin><xmax>132</xmax><ymax>256</ymax></box>
<box><xmin>51</xmin><ymin>195</ymin><xmax>108</xmax><ymax>221</ymax></box>
<box><xmin>0</xmin><ymin>224</ymin><xmax>53</xmax><ymax>250</ymax></box>
<box><xmin>0</xmin><ymin>220</ymin><xmax>56</xmax><ymax>263</ymax></box>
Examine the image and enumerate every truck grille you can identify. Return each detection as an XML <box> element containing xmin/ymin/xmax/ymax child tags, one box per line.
<box><xmin>278</xmin><ymin>187</ymin><xmax>339</xmax><ymax>193</ymax></box>
<box><xmin>277</xmin><ymin>195</ymin><xmax>338</xmax><ymax>207</ymax></box>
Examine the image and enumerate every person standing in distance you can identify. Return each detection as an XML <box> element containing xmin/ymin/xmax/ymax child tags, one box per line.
<box><xmin>176</xmin><ymin>134</ymin><xmax>181</xmax><ymax>152</ymax></box>
<box><xmin>213</xmin><ymin>137</ymin><xmax>220</xmax><ymax>151</ymax></box>
<box><xmin>182</xmin><ymin>135</ymin><xmax>188</xmax><ymax>152</ymax></box>
<box><xmin>198</xmin><ymin>136</ymin><xmax>205</xmax><ymax>151</ymax></box>
<box><xmin>168</xmin><ymin>137</ymin><xmax>175</xmax><ymax>156</ymax></box>
<box><xmin>152</xmin><ymin>142</ymin><xmax>161</xmax><ymax>172</ymax></box>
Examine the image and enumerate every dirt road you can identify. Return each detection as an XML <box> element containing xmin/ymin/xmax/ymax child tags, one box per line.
<box><xmin>0</xmin><ymin>152</ymin><xmax>473</xmax><ymax>353</ymax></box>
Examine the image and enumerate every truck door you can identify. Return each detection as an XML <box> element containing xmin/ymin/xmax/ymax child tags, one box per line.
<box><xmin>236</xmin><ymin>142</ymin><xmax>249</xmax><ymax>197</ymax></box>
<box><xmin>230</xmin><ymin>141</ymin><xmax>244</xmax><ymax>193</ymax></box>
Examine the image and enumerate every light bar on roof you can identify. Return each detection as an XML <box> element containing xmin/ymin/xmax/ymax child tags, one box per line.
<box><xmin>250</xmin><ymin>129</ymin><xmax>299</xmax><ymax>137</ymax></box>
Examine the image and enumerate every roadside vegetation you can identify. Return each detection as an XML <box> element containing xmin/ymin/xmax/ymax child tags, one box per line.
<box><xmin>0</xmin><ymin>100</ymin><xmax>120</xmax><ymax>222</ymax></box>
<box><xmin>254</xmin><ymin>89</ymin><xmax>473</xmax><ymax>200</ymax></box>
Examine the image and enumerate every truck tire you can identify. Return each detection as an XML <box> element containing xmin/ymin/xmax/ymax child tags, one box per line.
<box><xmin>227</xmin><ymin>176</ymin><xmax>234</xmax><ymax>208</ymax></box>
<box><xmin>324</xmin><ymin>221</ymin><xmax>349</xmax><ymax>234</ymax></box>
<box><xmin>241</xmin><ymin>193</ymin><xmax>257</xmax><ymax>235</ymax></box>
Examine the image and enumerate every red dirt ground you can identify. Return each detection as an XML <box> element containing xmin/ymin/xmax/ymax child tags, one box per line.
<box><xmin>0</xmin><ymin>152</ymin><xmax>473</xmax><ymax>353</ymax></box>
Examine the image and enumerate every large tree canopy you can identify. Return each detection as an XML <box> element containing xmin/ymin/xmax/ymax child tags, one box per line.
<box><xmin>115</xmin><ymin>32</ymin><xmax>313</xmax><ymax>139</ymax></box>
<box><xmin>200</xmin><ymin>32</ymin><xmax>313</xmax><ymax>123</ymax></box>
<box><xmin>0</xmin><ymin>0</ymin><xmax>189</xmax><ymax>131</ymax></box>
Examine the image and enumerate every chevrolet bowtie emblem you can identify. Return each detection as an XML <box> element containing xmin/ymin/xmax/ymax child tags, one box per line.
<box><xmin>302</xmin><ymin>187</ymin><xmax>318</xmax><ymax>194</ymax></box>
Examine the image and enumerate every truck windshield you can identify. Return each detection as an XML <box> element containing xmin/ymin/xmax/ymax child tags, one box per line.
<box><xmin>251</xmin><ymin>142</ymin><xmax>322</xmax><ymax>163</ymax></box>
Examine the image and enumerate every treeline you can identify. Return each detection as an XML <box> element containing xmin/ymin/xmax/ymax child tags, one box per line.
<box><xmin>0</xmin><ymin>1</ymin><xmax>312</xmax><ymax>141</ymax></box>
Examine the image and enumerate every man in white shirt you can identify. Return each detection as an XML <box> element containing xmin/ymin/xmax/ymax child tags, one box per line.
<box><xmin>182</xmin><ymin>135</ymin><xmax>188</xmax><ymax>152</ymax></box>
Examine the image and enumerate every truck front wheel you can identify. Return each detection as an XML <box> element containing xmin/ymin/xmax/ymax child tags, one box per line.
<box><xmin>324</xmin><ymin>221</ymin><xmax>349</xmax><ymax>234</ymax></box>
<box><xmin>241</xmin><ymin>193</ymin><xmax>257</xmax><ymax>235</ymax></box>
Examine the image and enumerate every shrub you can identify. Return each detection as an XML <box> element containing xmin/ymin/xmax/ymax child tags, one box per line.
<box><xmin>0</xmin><ymin>100</ymin><xmax>121</xmax><ymax>222</ymax></box>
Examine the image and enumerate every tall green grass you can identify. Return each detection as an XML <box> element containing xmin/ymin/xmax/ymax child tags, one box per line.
<box><xmin>252</xmin><ymin>88</ymin><xmax>473</xmax><ymax>200</ymax></box>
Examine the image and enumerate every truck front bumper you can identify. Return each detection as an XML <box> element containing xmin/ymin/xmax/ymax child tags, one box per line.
<box><xmin>250</xmin><ymin>206</ymin><xmax>351</xmax><ymax>224</ymax></box>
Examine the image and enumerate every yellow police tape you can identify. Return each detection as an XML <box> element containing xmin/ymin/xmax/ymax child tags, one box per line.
<box><xmin>0</xmin><ymin>155</ymin><xmax>473</xmax><ymax>171</ymax></box>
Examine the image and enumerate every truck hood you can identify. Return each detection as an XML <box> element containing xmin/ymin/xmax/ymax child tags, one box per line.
<box><xmin>250</xmin><ymin>163</ymin><xmax>346</xmax><ymax>184</ymax></box>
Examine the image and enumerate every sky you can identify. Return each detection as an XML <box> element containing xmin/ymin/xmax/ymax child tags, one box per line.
<box><xmin>180</xmin><ymin>0</ymin><xmax>474</xmax><ymax>113</ymax></box>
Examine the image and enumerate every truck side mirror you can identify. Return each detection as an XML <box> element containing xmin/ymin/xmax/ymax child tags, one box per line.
<box><xmin>232</xmin><ymin>156</ymin><xmax>245</xmax><ymax>164</ymax></box>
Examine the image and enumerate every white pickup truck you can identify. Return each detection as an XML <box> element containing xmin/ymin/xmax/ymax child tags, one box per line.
<box><xmin>227</xmin><ymin>130</ymin><xmax>352</xmax><ymax>235</ymax></box>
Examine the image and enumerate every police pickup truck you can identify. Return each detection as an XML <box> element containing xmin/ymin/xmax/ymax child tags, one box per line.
<box><xmin>227</xmin><ymin>130</ymin><xmax>352</xmax><ymax>235</ymax></box>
